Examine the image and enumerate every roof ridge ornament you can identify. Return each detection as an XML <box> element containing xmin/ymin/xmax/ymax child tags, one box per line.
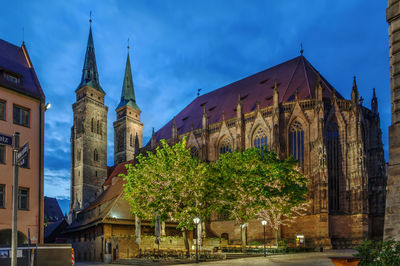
<box><xmin>300</xmin><ymin>43</ymin><xmax>304</xmax><ymax>55</ymax></box>
<box><xmin>197</xmin><ymin>88</ymin><xmax>202</xmax><ymax>97</ymax></box>
<box><xmin>351</xmin><ymin>75</ymin><xmax>359</xmax><ymax>104</ymax></box>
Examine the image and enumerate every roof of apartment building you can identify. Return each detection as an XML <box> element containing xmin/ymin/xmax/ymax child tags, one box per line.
<box><xmin>0</xmin><ymin>39</ymin><xmax>45</xmax><ymax>101</ymax></box>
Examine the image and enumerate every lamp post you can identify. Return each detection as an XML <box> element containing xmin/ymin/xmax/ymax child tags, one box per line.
<box><xmin>261</xmin><ymin>220</ymin><xmax>267</xmax><ymax>257</ymax></box>
<box><xmin>193</xmin><ymin>217</ymin><xmax>200</xmax><ymax>263</ymax></box>
<box><xmin>241</xmin><ymin>223</ymin><xmax>247</xmax><ymax>253</ymax></box>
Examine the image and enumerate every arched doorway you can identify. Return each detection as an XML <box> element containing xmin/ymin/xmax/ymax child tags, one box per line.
<box><xmin>0</xmin><ymin>229</ymin><xmax>28</xmax><ymax>245</ymax></box>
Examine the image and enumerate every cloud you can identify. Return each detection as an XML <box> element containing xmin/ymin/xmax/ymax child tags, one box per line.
<box><xmin>44</xmin><ymin>168</ymin><xmax>70</xmax><ymax>199</ymax></box>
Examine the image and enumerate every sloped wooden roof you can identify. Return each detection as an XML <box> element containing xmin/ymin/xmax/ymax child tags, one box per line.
<box><xmin>150</xmin><ymin>55</ymin><xmax>342</xmax><ymax>143</ymax></box>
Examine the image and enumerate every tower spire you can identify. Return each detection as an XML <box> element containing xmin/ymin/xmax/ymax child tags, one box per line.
<box><xmin>77</xmin><ymin>17</ymin><xmax>104</xmax><ymax>93</ymax></box>
<box><xmin>116</xmin><ymin>44</ymin><xmax>140</xmax><ymax>111</ymax></box>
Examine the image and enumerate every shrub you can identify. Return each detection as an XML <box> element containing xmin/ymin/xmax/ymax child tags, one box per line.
<box><xmin>354</xmin><ymin>239</ymin><xmax>400</xmax><ymax>265</ymax></box>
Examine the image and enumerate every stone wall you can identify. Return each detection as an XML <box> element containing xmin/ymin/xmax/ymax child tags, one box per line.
<box><xmin>384</xmin><ymin>0</ymin><xmax>400</xmax><ymax>240</ymax></box>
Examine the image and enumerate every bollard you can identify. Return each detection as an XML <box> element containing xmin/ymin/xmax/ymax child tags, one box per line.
<box><xmin>71</xmin><ymin>248</ymin><xmax>75</xmax><ymax>265</ymax></box>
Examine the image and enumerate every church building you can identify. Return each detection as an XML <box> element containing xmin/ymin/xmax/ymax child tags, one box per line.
<box><xmin>66</xmin><ymin>21</ymin><xmax>387</xmax><ymax>262</ymax></box>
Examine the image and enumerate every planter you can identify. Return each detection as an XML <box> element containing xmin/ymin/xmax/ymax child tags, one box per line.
<box><xmin>329</xmin><ymin>256</ymin><xmax>360</xmax><ymax>266</ymax></box>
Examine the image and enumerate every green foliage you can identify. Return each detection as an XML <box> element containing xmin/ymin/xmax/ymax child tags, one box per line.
<box><xmin>122</xmin><ymin>137</ymin><xmax>209</xmax><ymax>230</ymax></box>
<box><xmin>211</xmin><ymin>148</ymin><xmax>308</xmax><ymax>225</ymax></box>
<box><xmin>354</xmin><ymin>239</ymin><xmax>400</xmax><ymax>265</ymax></box>
<box><xmin>122</xmin><ymin>142</ymin><xmax>307</xmax><ymax>252</ymax></box>
<box><xmin>278</xmin><ymin>238</ymin><xmax>287</xmax><ymax>248</ymax></box>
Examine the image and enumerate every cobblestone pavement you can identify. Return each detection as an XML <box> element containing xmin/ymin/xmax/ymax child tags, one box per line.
<box><xmin>76</xmin><ymin>249</ymin><xmax>356</xmax><ymax>266</ymax></box>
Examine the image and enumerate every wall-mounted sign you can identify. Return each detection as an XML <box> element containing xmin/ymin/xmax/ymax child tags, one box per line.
<box><xmin>0</xmin><ymin>133</ymin><xmax>12</xmax><ymax>146</ymax></box>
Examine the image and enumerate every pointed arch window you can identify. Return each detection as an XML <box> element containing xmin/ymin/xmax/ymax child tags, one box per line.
<box><xmin>91</xmin><ymin>118</ymin><xmax>94</xmax><ymax>133</ymax></box>
<box><xmin>253</xmin><ymin>127</ymin><xmax>268</xmax><ymax>150</ymax></box>
<box><xmin>97</xmin><ymin>120</ymin><xmax>100</xmax><ymax>135</ymax></box>
<box><xmin>93</xmin><ymin>149</ymin><xmax>99</xmax><ymax>162</ymax></box>
<box><xmin>117</xmin><ymin>131</ymin><xmax>125</xmax><ymax>152</ymax></box>
<box><xmin>219</xmin><ymin>137</ymin><xmax>232</xmax><ymax>154</ymax></box>
<box><xmin>289</xmin><ymin>121</ymin><xmax>304</xmax><ymax>167</ymax></box>
<box><xmin>130</xmin><ymin>134</ymin><xmax>133</xmax><ymax>147</ymax></box>
<box><xmin>326</xmin><ymin>120</ymin><xmax>341</xmax><ymax>212</ymax></box>
<box><xmin>190</xmin><ymin>146</ymin><xmax>199</xmax><ymax>158</ymax></box>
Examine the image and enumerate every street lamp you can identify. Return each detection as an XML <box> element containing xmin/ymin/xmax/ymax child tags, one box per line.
<box><xmin>193</xmin><ymin>217</ymin><xmax>200</xmax><ymax>263</ymax></box>
<box><xmin>261</xmin><ymin>220</ymin><xmax>267</xmax><ymax>257</ymax></box>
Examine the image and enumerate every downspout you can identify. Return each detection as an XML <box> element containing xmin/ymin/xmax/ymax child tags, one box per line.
<box><xmin>38</xmin><ymin>102</ymin><xmax>43</xmax><ymax>243</ymax></box>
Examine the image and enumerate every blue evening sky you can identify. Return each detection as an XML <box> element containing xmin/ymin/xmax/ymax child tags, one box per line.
<box><xmin>0</xmin><ymin>0</ymin><xmax>390</xmax><ymax>214</ymax></box>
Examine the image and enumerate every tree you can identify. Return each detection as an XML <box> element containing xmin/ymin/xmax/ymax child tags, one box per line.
<box><xmin>253</xmin><ymin>152</ymin><xmax>308</xmax><ymax>246</ymax></box>
<box><xmin>122</xmin><ymin>137</ymin><xmax>209</xmax><ymax>255</ymax></box>
<box><xmin>212</xmin><ymin>148</ymin><xmax>308</xmax><ymax>250</ymax></box>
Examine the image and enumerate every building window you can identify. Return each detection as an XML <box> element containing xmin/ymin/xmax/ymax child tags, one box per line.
<box><xmin>117</xmin><ymin>131</ymin><xmax>125</xmax><ymax>152</ymax></box>
<box><xmin>13</xmin><ymin>105</ymin><xmax>30</xmax><ymax>127</ymax></box>
<box><xmin>326</xmin><ymin>121</ymin><xmax>341</xmax><ymax>212</ymax></box>
<box><xmin>130</xmin><ymin>134</ymin><xmax>133</xmax><ymax>147</ymax></box>
<box><xmin>94</xmin><ymin>149</ymin><xmax>99</xmax><ymax>162</ymax></box>
<box><xmin>289</xmin><ymin>121</ymin><xmax>304</xmax><ymax>167</ymax></box>
<box><xmin>5</xmin><ymin>73</ymin><xmax>19</xmax><ymax>84</ymax></box>
<box><xmin>91</xmin><ymin>118</ymin><xmax>94</xmax><ymax>133</ymax></box>
<box><xmin>77</xmin><ymin>149</ymin><xmax>81</xmax><ymax>161</ymax></box>
<box><xmin>0</xmin><ymin>145</ymin><xmax>5</xmax><ymax>164</ymax></box>
<box><xmin>0</xmin><ymin>100</ymin><xmax>5</xmax><ymax>121</ymax></box>
<box><xmin>219</xmin><ymin>137</ymin><xmax>232</xmax><ymax>154</ymax></box>
<box><xmin>97</xmin><ymin>120</ymin><xmax>100</xmax><ymax>135</ymax></box>
<box><xmin>18</xmin><ymin>187</ymin><xmax>29</xmax><ymax>210</ymax></box>
<box><xmin>253</xmin><ymin>127</ymin><xmax>268</xmax><ymax>150</ymax></box>
<box><xmin>0</xmin><ymin>185</ymin><xmax>5</xmax><ymax>208</ymax></box>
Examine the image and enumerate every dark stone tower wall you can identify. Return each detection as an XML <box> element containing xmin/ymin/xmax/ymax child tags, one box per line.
<box><xmin>69</xmin><ymin>25</ymin><xmax>108</xmax><ymax>222</ymax></box>
<box><xmin>385</xmin><ymin>0</ymin><xmax>400</xmax><ymax>240</ymax></box>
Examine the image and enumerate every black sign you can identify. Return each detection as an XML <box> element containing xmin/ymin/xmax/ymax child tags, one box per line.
<box><xmin>0</xmin><ymin>134</ymin><xmax>12</xmax><ymax>146</ymax></box>
<box><xmin>17</xmin><ymin>142</ymin><xmax>29</xmax><ymax>163</ymax></box>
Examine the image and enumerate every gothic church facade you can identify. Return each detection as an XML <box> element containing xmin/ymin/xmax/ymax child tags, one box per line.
<box><xmin>68</xmin><ymin>22</ymin><xmax>386</xmax><ymax>254</ymax></box>
<box><xmin>147</xmin><ymin>55</ymin><xmax>387</xmax><ymax>248</ymax></box>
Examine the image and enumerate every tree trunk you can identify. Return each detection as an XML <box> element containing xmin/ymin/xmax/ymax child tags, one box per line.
<box><xmin>182</xmin><ymin>229</ymin><xmax>190</xmax><ymax>257</ymax></box>
<box><xmin>274</xmin><ymin>229</ymin><xmax>279</xmax><ymax>247</ymax></box>
<box><xmin>241</xmin><ymin>226</ymin><xmax>247</xmax><ymax>253</ymax></box>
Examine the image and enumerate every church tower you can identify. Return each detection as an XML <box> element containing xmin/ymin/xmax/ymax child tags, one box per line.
<box><xmin>113</xmin><ymin>48</ymin><xmax>143</xmax><ymax>164</ymax></box>
<box><xmin>69</xmin><ymin>23</ymin><xmax>108</xmax><ymax>219</ymax></box>
<box><xmin>385</xmin><ymin>0</ymin><xmax>400</xmax><ymax>240</ymax></box>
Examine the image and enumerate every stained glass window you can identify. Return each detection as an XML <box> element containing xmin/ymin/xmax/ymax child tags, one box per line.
<box><xmin>219</xmin><ymin>138</ymin><xmax>232</xmax><ymax>154</ymax></box>
<box><xmin>253</xmin><ymin>127</ymin><xmax>268</xmax><ymax>150</ymax></box>
<box><xmin>289</xmin><ymin>121</ymin><xmax>304</xmax><ymax>167</ymax></box>
<box><xmin>327</xmin><ymin>121</ymin><xmax>340</xmax><ymax>212</ymax></box>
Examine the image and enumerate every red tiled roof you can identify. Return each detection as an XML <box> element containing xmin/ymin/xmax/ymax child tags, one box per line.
<box><xmin>0</xmin><ymin>39</ymin><xmax>45</xmax><ymax>101</ymax></box>
<box><xmin>150</xmin><ymin>55</ymin><xmax>342</xmax><ymax>144</ymax></box>
<box><xmin>103</xmin><ymin>160</ymin><xmax>135</xmax><ymax>187</ymax></box>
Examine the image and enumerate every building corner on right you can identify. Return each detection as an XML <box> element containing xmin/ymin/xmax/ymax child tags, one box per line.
<box><xmin>384</xmin><ymin>0</ymin><xmax>400</xmax><ymax>240</ymax></box>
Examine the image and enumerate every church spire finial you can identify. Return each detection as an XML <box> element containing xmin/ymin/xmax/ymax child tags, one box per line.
<box><xmin>89</xmin><ymin>10</ymin><xmax>92</xmax><ymax>24</ymax></box>
<box><xmin>116</xmin><ymin>43</ymin><xmax>140</xmax><ymax>111</ymax></box>
<box><xmin>77</xmin><ymin>16</ymin><xmax>104</xmax><ymax>93</ymax></box>
<box><xmin>351</xmin><ymin>76</ymin><xmax>359</xmax><ymax>103</ymax></box>
<box><xmin>300</xmin><ymin>43</ymin><xmax>304</xmax><ymax>55</ymax></box>
<box><xmin>371</xmin><ymin>88</ymin><xmax>378</xmax><ymax>114</ymax></box>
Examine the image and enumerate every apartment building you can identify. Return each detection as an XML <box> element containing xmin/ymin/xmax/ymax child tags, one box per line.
<box><xmin>0</xmin><ymin>39</ymin><xmax>46</xmax><ymax>244</ymax></box>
